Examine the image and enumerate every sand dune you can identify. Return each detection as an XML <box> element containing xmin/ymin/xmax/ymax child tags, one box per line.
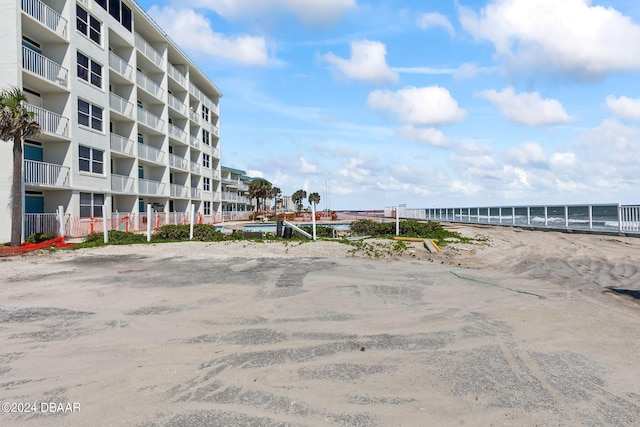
<box><xmin>0</xmin><ymin>227</ymin><xmax>639</xmax><ymax>426</ymax></box>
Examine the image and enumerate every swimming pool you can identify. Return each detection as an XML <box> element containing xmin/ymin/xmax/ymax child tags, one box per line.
<box><xmin>243</xmin><ymin>223</ymin><xmax>351</xmax><ymax>233</ymax></box>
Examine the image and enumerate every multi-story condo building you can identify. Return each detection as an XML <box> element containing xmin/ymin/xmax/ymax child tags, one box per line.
<box><xmin>220</xmin><ymin>166</ymin><xmax>253</xmax><ymax>219</ymax></box>
<box><xmin>0</xmin><ymin>0</ymin><xmax>222</xmax><ymax>241</ymax></box>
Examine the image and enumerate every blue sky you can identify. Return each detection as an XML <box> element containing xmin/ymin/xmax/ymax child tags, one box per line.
<box><xmin>140</xmin><ymin>0</ymin><xmax>640</xmax><ymax>210</ymax></box>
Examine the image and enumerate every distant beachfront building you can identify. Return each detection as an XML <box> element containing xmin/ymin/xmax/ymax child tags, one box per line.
<box><xmin>0</xmin><ymin>0</ymin><xmax>222</xmax><ymax>241</ymax></box>
<box><xmin>221</xmin><ymin>166</ymin><xmax>253</xmax><ymax>218</ymax></box>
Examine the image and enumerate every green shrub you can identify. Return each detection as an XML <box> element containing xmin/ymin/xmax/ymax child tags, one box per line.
<box><xmin>152</xmin><ymin>224</ymin><xmax>224</xmax><ymax>242</ymax></box>
<box><xmin>349</xmin><ymin>219</ymin><xmax>443</xmax><ymax>238</ymax></box>
<box><xmin>26</xmin><ymin>232</ymin><xmax>58</xmax><ymax>244</ymax></box>
<box><xmin>80</xmin><ymin>230</ymin><xmax>147</xmax><ymax>247</ymax></box>
<box><xmin>349</xmin><ymin>219</ymin><xmax>393</xmax><ymax>236</ymax></box>
<box><xmin>299</xmin><ymin>225</ymin><xmax>335</xmax><ymax>238</ymax></box>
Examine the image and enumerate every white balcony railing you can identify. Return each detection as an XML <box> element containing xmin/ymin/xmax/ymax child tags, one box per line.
<box><xmin>21</xmin><ymin>0</ymin><xmax>67</xmax><ymax>39</ymax></box>
<box><xmin>190</xmin><ymin>161</ymin><xmax>200</xmax><ymax>175</ymax></box>
<box><xmin>110</xmin><ymin>133</ymin><xmax>135</xmax><ymax>156</ymax></box>
<box><xmin>190</xmin><ymin>187</ymin><xmax>202</xmax><ymax>199</ymax></box>
<box><xmin>111</xmin><ymin>174</ymin><xmax>136</xmax><ymax>193</ymax></box>
<box><xmin>138</xmin><ymin>144</ymin><xmax>164</xmax><ymax>164</ymax></box>
<box><xmin>24</xmin><ymin>104</ymin><xmax>69</xmax><ymax>138</ymax></box>
<box><xmin>109</xmin><ymin>51</ymin><xmax>133</xmax><ymax>80</ymax></box>
<box><xmin>137</xmin><ymin>107</ymin><xmax>164</xmax><ymax>131</ymax></box>
<box><xmin>189</xmin><ymin>135</ymin><xmax>200</xmax><ymax>149</ymax></box>
<box><xmin>168</xmin><ymin>63</ymin><xmax>186</xmax><ymax>87</ymax></box>
<box><xmin>24</xmin><ymin>159</ymin><xmax>70</xmax><ymax>187</ymax></box>
<box><xmin>188</xmin><ymin>109</ymin><xmax>200</xmax><ymax>124</ymax></box>
<box><xmin>211</xmin><ymin>146</ymin><xmax>220</xmax><ymax>158</ymax></box>
<box><xmin>189</xmin><ymin>82</ymin><xmax>203</xmax><ymax>101</ymax></box>
<box><xmin>22</xmin><ymin>46</ymin><xmax>68</xmax><ymax>87</ymax></box>
<box><xmin>212</xmin><ymin>126</ymin><xmax>220</xmax><ymax>138</ymax></box>
<box><xmin>170</xmin><ymin>183</ymin><xmax>189</xmax><ymax>198</ymax></box>
<box><xmin>212</xmin><ymin>169</ymin><xmax>221</xmax><ymax>180</ymax></box>
<box><xmin>136</xmin><ymin>71</ymin><xmax>163</xmax><ymax>99</ymax></box>
<box><xmin>138</xmin><ymin>178</ymin><xmax>166</xmax><ymax>196</ymax></box>
<box><xmin>168</xmin><ymin>94</ymin><xmax>187</xmax><ymax>116</ymax></box>
<box><xmin>168</xmin><ymin>153</ymin><xmax>187</xmax><ymax>170</ymax></box>
<box><xmin>135</xmin><ymin>34</ymin><xmax>163</xmax><ymax>68</ymax></box>
<box><xmin>109</xmin><ymin>92</ymin><xmax>134</xmax><ymax>118</ymax></box>
<box><xmin>168</xmin><ymin>124</ymin><xmax>186</xmax><ymax>142</ymax></box>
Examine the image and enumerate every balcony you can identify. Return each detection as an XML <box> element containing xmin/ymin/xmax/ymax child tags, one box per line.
<box><xmin>21</xmin><ymin>0</ymin><xmax>68</xmax><ymax>39</ymax></box>
<box><xmin>138</xmin><ymin>144</ymin><xmax>164</xmax><ymax>164</ymax></box>
<box><xmin>190</xmin><ymin>187</ymin><xmax>202</xmax><ymax>199</ymax></box>
<box><xmin>110</xmin><ymin>92</ymin><xmax>134</xmax><ymax>118</ymax></box>
<box><xmin>168</xmin><ymin>153</ymin><xmax>187</xmax><ymax>170</ymax></box>
<box><xmin>170</xmin><ymin>183</ymin><xmax>189</xmax><ymax>198</ymax></box>
<box><xmin>212</xmin><ymin>126</ymin><xmax>220</xmax><ymax>138</ymax></box>
<box><xmin>222</xmin><ymin>191</ymin><xmax>239</xmax><ymax>202</ymax></box>
<box><xmin>109</xmin><ymin>51</ymin><xmax>133</xmax><ymax>80</ymax></box>
<box><xmin>22</xmin><ymin>46</ymin><xmax>68</xmax><ymax>88</ymax></box>
<box><xmin>137</xmin><ymin>71</ymin><xmax>163</xmax><ymax>99</ymax></box>
<box><xmin>189</xmin><ymin>135</ymin><xmax>200</xmax><ymax>149</ymax></box>
<box><xmin>24</xmin><ymin>159</ymin><xmax>70</xmax><ymax>187</ymax></box>
<box><xmin>135</xmin><ymin>34</ymin><xmax>163</xmax><ymax>68</ymax></box>
<box><xmin>110</xmin><ymin>133</ymin><xmax>135</xmax><ymax>156</ymax></box>
<box><xmin>137</xmin><ymin>107</ymin><xmax>164</xmax><ymax>131</ymax></box>
<box><xmin>211</xmin><ymin>146</ymin><xmax>220</xmax><ymax>158</ymax></box>
<box><xmin>188</xmin><ymin>109</ymin><xmax>200</xmax><ymax>124</ymax></box>
<box><xmin>168</xmin><ymin>94</ymin><xmax>187</xmax><ymax>116</ymax></box>
<box><xmin>190</xmin><ymin>161</ymin><xmax>200</xmax><ymax>175</ymax></box>
<box><xmin>111</xmin><ymin>174</ymin><xmax>136</xmax><ymax>193</ymax></box>
<box><xmin>139</xmin><ymin>178</ymin><xmax>166</xmax><ymax>196</ymax></box>
<box><xmin>168</xmin><ymin>63</ymin><xmax>186</xmax><ymax>87</ymax></box>
<box><xmin>212</xmin><ymin>169</ymin><xmax>221</xmax><ymax>180</ymax></box>
<box><xmin>168</xmin><ymin>124</ymin><xmax>186</xmax><ymax>143</ymax></box>
<box><xmin>24</xmin><ymin>104</ymin><xmax>69</xmax><ymax>139</ymax></box>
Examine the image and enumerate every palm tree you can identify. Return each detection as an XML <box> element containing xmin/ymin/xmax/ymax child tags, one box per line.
<box><xmin>271</xmin><ymin>186</ymin><xmax>282</xmax><ymax>213</ymax></box>
<box><xmin>308</xmin><ymin>192</ymin><xmax>320</xmax><ymax>209</ymax></box>
<box><xmin>292</xmin><ymin>189</ymin><xmax>307</xmax><ymax>213</ymax></box>
<box><xmin>248</xmin><ymin>178</ymin><xmax>272</xmax><ymax>212</ymax></box>
<box><xmin>0</xmin><ymin>87</ymin><xmax>41</xmax><ymax>246</ymax></box>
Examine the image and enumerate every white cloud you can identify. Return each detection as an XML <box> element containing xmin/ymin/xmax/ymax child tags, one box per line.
<box><xmin>367</xmin><ymin>86</ymin><xmax>466</xmax><ymax>125</ymax></box>
<box><xmin>479</xmin><ymin>87</ymin><xmax>571</xmax><ymax>126</ymax></box>
<box><xmin>299</xmin><ymin>156</ymin><xmax>319</xmax><ymax>173</ymax></box>
<box><xmin>605</xmin><ymin>95</ymin><xmax>640</xmax><ymax>121</ymax></box>
<box><xmin>320</xmin><ymin>40</ymin><xmax>398</xmax><ymax>84</ymax></box>
<box><xmin>396</xmin><ymin>125</ymin><xmax>449</xmax><ymax>147</ymax></box>
<box><xmin>417</xmin><ymin>12</ymin><xmax>455</xmax><ymax>37</ymax></box>
<box><xmin>148</xmin><ymin>7</ymin><xmax>270</xmax><ymax>66</ymax></box>
<box><xmin>190</xmin><ymin>0</ymin><xmax>356</xmax><ymax>26</ymax></box>
<box><xmin>459</xmin><ymin>0</ymin><xmax>640</xmax><ymax>80</ymax></box>
<box><xmin>504</xmin><ymin>141</ymin><xmax>548</xmax><ymax>166</ymax></box>
<box><xmin>549</xmin><ymin>152</ymin><xmax>576</xmax><ymax>169</ymax></box>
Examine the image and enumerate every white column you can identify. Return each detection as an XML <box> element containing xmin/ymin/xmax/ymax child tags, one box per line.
<box><xmin>311</xmin><ymin>202</ymin><xmax>317</xmax><ymax>241</ymax></box>
<box><xmin>396</xmin><ymin>203</ymin><xmax>400</xmax><ymax>236</ymax></box>
<box><xmin>189</xmin><ymin>203</ymin><xmax>195</xmax><ymax>240</ymax></box>
<box><xmin>57</xmin><ymin>205</ymin><xmax>66</xmax><ymax>237</ymax></box>
<box><xmin>103</xmin><ymin>205</ymin><xmax>109</xmax><ymax>243</ymax></box>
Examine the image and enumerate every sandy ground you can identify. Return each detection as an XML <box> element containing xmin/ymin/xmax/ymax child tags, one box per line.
<box><xmin>1</xmin><ymin>225</ymin><xmax>639</xmax><ymax>426</ymax></box>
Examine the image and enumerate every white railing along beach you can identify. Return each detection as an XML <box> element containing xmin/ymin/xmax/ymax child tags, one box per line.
<box><xmin>390</xmin><ymin>203</ymin><xmax>640</xmax><ymax>234</ymax></box>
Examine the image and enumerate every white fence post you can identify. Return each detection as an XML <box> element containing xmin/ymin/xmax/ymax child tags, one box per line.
<box><xmin>147</xmin><ymin>204</ymin><xmax>152</xmax><ymax>242</ymax></box>
<box><xmin>103</xmin><ymin>205</ymin><xmax>109</xmax><ymax>243</ymax></box>
<box><xmin>189</xmin><ymin>204</ymin><xmax>195</xmax><ymax>240</ymax></box>
<box><xmin>396</xmin><ymin>203</ymin><xmax>400</xmax><ymax>236</ymax></box>
<box><xmin>57</xmin><ymin>205</ymin><xmax>66</xmax><ymax>237</ymax></box>
<box><xmin>311</xmin><ymin>202</ymin><xmax>317</xmax><ymax>241</ymax></box>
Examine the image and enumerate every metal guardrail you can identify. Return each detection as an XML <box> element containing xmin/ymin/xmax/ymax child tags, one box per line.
<box><xmin>392</xmin><ymin>203</ymin><xmax>640</xmax><ymax>234</ymax></box>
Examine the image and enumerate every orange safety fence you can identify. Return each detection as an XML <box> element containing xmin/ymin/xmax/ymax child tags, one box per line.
<box><xmin>0</xmin><ymin>236</ymin><xmax>74</xmax><ymax>258</ymax></box>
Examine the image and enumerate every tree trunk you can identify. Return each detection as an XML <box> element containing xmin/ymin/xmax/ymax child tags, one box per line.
<box><xmin>11</xmin><ymin>135</ymin><xmax>23</xmax><ymax>246</ymax></box>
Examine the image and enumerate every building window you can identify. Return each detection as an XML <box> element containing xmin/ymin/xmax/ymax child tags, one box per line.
<box><xmin>96</xmin><ymin>0</ymin><xmax>132</xmax><ymax>32</ymax></box>
<box><xmin>78</xmin><ymin>99</ymin><xmax>103</xmax><ymax>131</ymax></box>
<box><xmin>76</xmin><ymin>6</ymin><xmax>101</xmax><ymax>45</ymax></box>
<box><xmin>204</xmin><ymin>201</ymin><xmax>211</xmax><ymax>216</ymax></box>
<box><xmin>137</xmin><ymin>133</ymin><xmax>143</xmax><ymax>144</ymax></box>
<box><xmin>203</xmin><ymin>177</ymin><xmax>210</xmax><ymax>191</ymax></box>
<box><xmin>202</xmin><ymin>106</ymin><xmax>209</xmax><ymax>121</ymax></box>
<box><xmin>79</xmin><ymin>145</ymin><xmax>104</xmax><ymax>174</ymax></box>
<box><xmin>77</xmin><ymin>52</ymin><xmax>102</xmax><ymax>88</ymax></box>
<box><xmin>202</xmin><ymin>129</ymin><xmax>210</xmax><ymax>145</ymax></box>
<box><xmin>80</xmin><ymin>192</ymin><xmax>104</xmax><ymax>218</ymax></box>
<box><xmin>121</xmin><ymin>4</ymin><xmax>132</xmax><ymax>32</ymax></box>
<box><xmin>202</xmin><ymin>154</ymin><xmax>210</xmax><ymax>168</ymax></box>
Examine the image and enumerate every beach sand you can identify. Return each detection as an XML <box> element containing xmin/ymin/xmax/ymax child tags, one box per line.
<box><xmin>1</xmin><ymin>225</ymin><xmax>639</xmax><ymax>426</ymax></box>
